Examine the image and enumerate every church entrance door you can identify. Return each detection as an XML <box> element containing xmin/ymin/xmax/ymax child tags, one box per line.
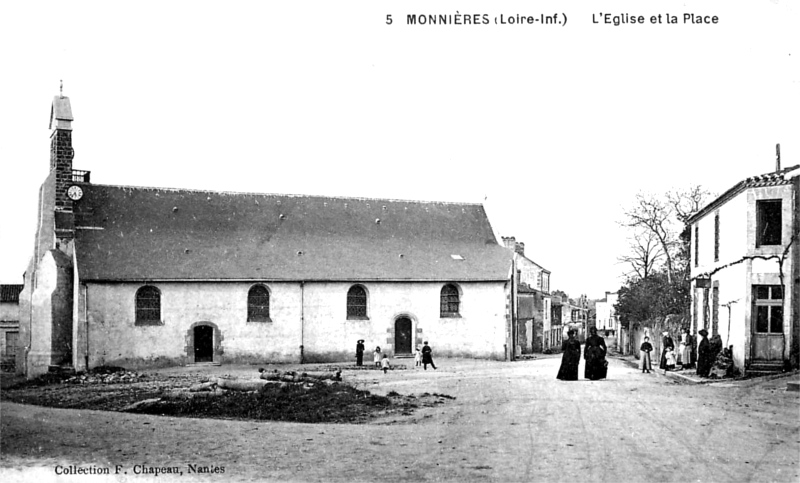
<box><xmin>395</xmin><ymin>317</ymin><xmax>412</xmax><ymax>355</ymax></box>
<box><xmin>194</xmin><ymin>325</ymin><xmax>214</xmax><ymax>363</ymax></box>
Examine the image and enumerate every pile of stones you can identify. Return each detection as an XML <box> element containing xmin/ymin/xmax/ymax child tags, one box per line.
<box><xmin>64</xmin><ymin>371</ymin><xmax>146</xmax><ymax>384</ymax></box>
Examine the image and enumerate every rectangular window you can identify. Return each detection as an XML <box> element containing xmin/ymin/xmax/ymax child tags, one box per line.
<box><xmin>5</xmin><ymin>332</ymin><xmax>19</xmax><ymax>356</ymax></box>
<box><xmin>714</xmin><ymin>213</ymin><xmax>720</xmax><ymax>262</ymax></box>
<box><xmin>756</xmin><ymin>200</ymin><xmax>782</xmax><ymax>247</ymax></box>
<box><xmin>712</xmin><ymin>284</ymin><xmax>719</xmax><ymax>336</ymax></box>
<box><xmin>753</xmin><ymin>285</ymin><xmax>783</xmax><ymax>333</ymax></box>
<box><xmin>694</xmin><ymin>225</ymin><xmax>699</xmax><ymax>267</ymax></box>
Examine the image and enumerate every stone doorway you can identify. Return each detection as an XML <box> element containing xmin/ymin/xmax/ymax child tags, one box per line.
<box><xmin>395</xmin><ymin>317</ymin><xmax>412</xmax><ymax>355</ymax></box>
<box><xmin>186</xmin><ymin>322</ymin><xmax>222</xmax><ymax>364</ymax></box>
<box><xmin>194</xmin><ymin>325</ymin><xmax>214</xmax><ymax>363</ymax></box>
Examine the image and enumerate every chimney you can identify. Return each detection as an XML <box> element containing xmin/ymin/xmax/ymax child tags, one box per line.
<box><xmin>502</xmin><ymin>236</ymin><xmax>516</xmax><ymax>250</ymax></box>
<box><xmin>776</xmin><ymin>143</ymin><xmax>781</xmax><ymax>173</ymax></box>
<box><xmin>501</xmin><ymin>236</ymin><xmax>525</xmax><ymax>256</ymax></box>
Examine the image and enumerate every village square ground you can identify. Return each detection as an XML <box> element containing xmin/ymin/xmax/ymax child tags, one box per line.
<box><xmin>1</xmin><ymin>354</ymin><xmax>799</xmax><ymax>483</ymax></box>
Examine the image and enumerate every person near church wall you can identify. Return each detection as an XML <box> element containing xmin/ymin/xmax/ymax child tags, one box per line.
<box><xmin>355</xmin><ymin>339</ymin><xmax>365</xmax><ymax>366</ymax></box>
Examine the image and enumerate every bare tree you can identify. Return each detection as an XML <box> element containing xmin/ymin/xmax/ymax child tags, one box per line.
<box><xmin>621</xmin><ymin>186</ymin><xmax>712</xmax><ymax>283</ymax></box>
<box><xmin>622</xmin><ymin>192</ymin><xmax>678</xmax><ymax>282</ymax></box>
<box><xmin>667</xmin><ymin>185</ymin><xmax>712</xmax><ymax>224</ymax></box>
<box><xmin>618</xmin><ymin>229</ymin><xmax>664</xmax><ymax>280</ymax></box>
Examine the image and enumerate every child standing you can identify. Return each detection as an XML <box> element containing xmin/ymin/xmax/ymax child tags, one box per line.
<box><xmin>414</xmin><ymin>346</ymin><xmax>422</xmax><ymax>368</ymax></box>
<box><xmin>381</xmin><ymin>353</ymin><xmax>391</xmax><ymax>374</ymax></box>
<box><xmin>373</xmin><ymin>346</ymin><xmax>382</xmax><ymax>367</ymax></box>
<box><xmin>639</xmin><ymin>336</ymin><xmax>653</xmax><ymax>374</ymax></box>
<box><xmin>665</xmin><ymin>347</ymin><xmax>677</xmax><ymax>372</ymax></box>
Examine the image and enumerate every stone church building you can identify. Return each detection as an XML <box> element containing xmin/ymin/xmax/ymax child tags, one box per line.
<box><xmin>17</xmin><ymin>94</ymin><xmax>516</xmax><ymax>377</ymax></box>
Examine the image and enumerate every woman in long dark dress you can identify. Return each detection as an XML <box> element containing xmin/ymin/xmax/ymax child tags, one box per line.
<box><xmin>659</xmin><ymin>330</ymin><xmax>675</xmax><ymax>372</ymax></box>
<box><xmin>696</xmin><ymin>329</ymin><xmax>711</xmax><ymax>377</ymax></box>
<box><xmin>584</xmin><ymin>327</ymin><xmax>607</xmax><ymax>380</ymax></box>
<box><xmin>557</xmin><ymin>329</ymin><xmax>581</xmax><ymax>380</ymax></box>
<box><xmin>421</xmin><ymin>341</ymin><xmax>437</xmax><ymax>370</ymax></box>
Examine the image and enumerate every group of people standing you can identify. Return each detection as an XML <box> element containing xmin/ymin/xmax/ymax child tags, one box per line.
<box><xmin>556</xmin><ymin>325</ymin><xmax>724</xmax><ymax>381</ymax></box>
<box><xmin>638</xmin><ymin>327</ymin><xmax>722</xmax><ymax>377</ymax></box>
<box><xmin>556</xmin><ymin>327</ymin><xmax>608</xmax><ymax>381</ymax></box>
<box><xmin>355</xmin><ymin>339</ymin><xmax>436</xmax><ymax>372</ymax></box>
<box><xmin>655</xmin><ymin>327</ymin><xmax>695</xmax><ymax>373</ymax></box>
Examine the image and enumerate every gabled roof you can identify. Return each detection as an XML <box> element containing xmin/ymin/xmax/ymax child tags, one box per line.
<box><xmin>73</xmin><ymin>185</ymin><xmax>513</xmax><ymax>282</ymax></box>
<box><xmin>0</xmin><ymin>284</ymin><xmax>23</xmax><ymax>303</ymax></box>
<box><xmin>688</xmin><ymin>165</ymin><xmax>800</xmax><ymax>224</ymax></box>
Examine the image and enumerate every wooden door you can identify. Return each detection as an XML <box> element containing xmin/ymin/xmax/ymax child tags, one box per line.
<box><xmin>395</xmin><ymin>317</ymin><xmax>412</xmax><ymax>354</ymax></box>
<box><xmin>194</xmin><ymin>325</ymin><xmax>214</xmax><ymax>363</ymax></box>
<box><xmin>752</xmin><ymin>286</ymin><xmax>784</xmax><ymax>361</ymax></box>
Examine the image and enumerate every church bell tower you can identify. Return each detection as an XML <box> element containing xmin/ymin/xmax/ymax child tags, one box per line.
<box><xmin>49</xmin><ymin>86</ymin><xmax>77</xmax><ymax>246</ymax></box>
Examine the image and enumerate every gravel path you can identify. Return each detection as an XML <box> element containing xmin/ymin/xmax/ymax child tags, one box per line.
<box><xmin>2</xmin><ymin>355</ymin><xmax>798</xmax><ymax>482</ymax></box>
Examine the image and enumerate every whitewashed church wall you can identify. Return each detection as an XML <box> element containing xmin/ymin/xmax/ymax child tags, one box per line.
<box><xmin>301</xmin><ymin>281</ymin><xmax>507</xmax><ymax>361</ymax></box>
<box><xmin>81</xmin><ymin>280</ymin><xmax>508</xmax><ymax>369</ymax></box>
<box><xmin>83</xmin><ymin>282</ymin><xmax>305</xmax><ymax>368</ymax></box>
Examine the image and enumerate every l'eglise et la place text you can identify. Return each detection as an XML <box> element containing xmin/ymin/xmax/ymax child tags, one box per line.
<box><xmin>55</xmin><ymin>464</ymin><xmax>225</xmax><ymax>476</ymax></box>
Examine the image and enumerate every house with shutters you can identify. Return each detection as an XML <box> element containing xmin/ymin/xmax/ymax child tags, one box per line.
<box><xmin>16</xmin><ymin>93</ymin><xmax>518</xmax><ymax>378</ymax></box>
<box><xmin>688</xmin><ymin>156</ymin><xmax>799</xmax><ymax>374</ymax></box>
<box><xmin>501</xmin><ymin>237</ymin><xmax>551</xmax><ymax>354</ymax></box>
<box><xmin>595</xmin><ymin>291</ymin><xmax>619</xmax><ymax>337</ymax></box>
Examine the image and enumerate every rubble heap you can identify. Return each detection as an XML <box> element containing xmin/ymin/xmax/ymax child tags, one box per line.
<box><xmin>65</xmin><ymin>371</ymin><xmax>146</xmax><ymax>384</ymax></box>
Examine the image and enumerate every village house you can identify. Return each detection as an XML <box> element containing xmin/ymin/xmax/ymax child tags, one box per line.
<box><xmin>550</xmin><ymin>292</ymin><xmax>589</xmax><ymax>346</ymax></box>
<box><xmin>501</xmin><ymin>237</ymin><xmax>551</xmax><ymax>354</ymax></box>
<box><xmin>594</xmin><ymin>291</ymin><xmax>619</xmax><ymax>338</ymax></box>
<box><xmin>16</xmin><ymin>94</ymin><xmax>519</xmax><ymax>378</ymax></box>
<box><xmin>548</xmin><ymin>293</ymin><xmax>566</xmax><ymax>351</ymax></box>
<box><xmin>565</xmin><ymin>294</ymin><xmax>589</xmax><ymax>341</ymax></box>
<box><xmin>0</xmin><ymin>284</ymin><xmax>23</xmax><ymax>372</ymax></box>
<box><xmin>688</xmin><ymin>154</ymin><xmax>799</xmax><ymax>374</ymax></box>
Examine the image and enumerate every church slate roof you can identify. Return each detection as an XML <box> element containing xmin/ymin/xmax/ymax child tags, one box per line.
<box><xmin>73</xmin><ymin>185</ymin><xmax>512</xmax><ymax>282</ymax></box>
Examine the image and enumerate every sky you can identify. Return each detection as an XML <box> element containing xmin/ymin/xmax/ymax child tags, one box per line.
<box><xmin>0</xmin><ymin>0</ymin><xmax>797</xmax><ymax>299</ymax></box>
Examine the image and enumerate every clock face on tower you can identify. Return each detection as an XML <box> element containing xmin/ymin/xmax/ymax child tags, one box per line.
<box><xmin>67</xmin><ymin>185</ymin><xmax>83</xmax><ymax>201</ymax></box>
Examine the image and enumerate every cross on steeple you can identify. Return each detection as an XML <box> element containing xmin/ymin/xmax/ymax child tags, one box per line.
<box><xmin>60</xmin><ymin>80</ymin><xmax>63</xmax><ymax>97</ymax></box>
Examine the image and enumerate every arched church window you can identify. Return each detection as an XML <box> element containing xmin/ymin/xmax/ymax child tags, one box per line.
<box><xmin>135</xmin><ymin>285</ymin><xmax>161</xmax><ymax>324</ymax></box>
<box><xmin>248</xmin><ymin>285</ymin><xmax>271</xmax><ymax>322</ymax></box>
<box><xmin>347</xmin><ymin>285</ymin><xmax>368</xmax><ymax>319</ymax></box>
<box><xmin>440</xmin><ymin>284</ymin><xmax>460</xmax><ymax>317</ymax></box>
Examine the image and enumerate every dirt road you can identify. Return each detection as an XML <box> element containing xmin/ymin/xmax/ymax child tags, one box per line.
<box><xmin>2</xmin><ymin>355</ymin><xmax>799</xmax><ymax>482</ymax></box>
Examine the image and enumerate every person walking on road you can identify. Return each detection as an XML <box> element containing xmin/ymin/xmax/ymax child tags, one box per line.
<box><xmin>639</xmin><ymin>336</ymin><xmax>653</xmax><ymax>373</ymax></box>
<box><xmin>557</xmin><ymin>329</ymin><xmax>581</xmax><ymax>381</ymax></box>
<box><xmin>422</xmin><ymin>341</ymin><xmax>437</xmax><ymax>370</ymax></box>
<box><xmin>584</xmin><ymin>327</ymin><xmax>607</xmax><ymax>380</ymax></box>
<box><xmin>373</xmin><ymin>346</ymin><xmax>382</xmax><ymax>368</ymax></box>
